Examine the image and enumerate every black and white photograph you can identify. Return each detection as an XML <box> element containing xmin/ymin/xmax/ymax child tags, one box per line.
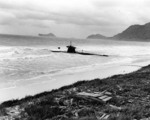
<box><xmin>0</xmin><ymin>0</ymin><xmax>150</xmax><ymax>119</ymax></box>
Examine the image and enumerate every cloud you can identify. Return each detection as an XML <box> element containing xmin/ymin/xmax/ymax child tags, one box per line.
<box><xmin>0</xmin><ymin>10</ymin><xmax>16</xmax><ymax>25</ymax></box>
<box><xmin>0</xmin><ymin>0</ymin><xmax>150</xmax><ymax>37</ymax></box>
<box><xmin>14</xmin><ymin>10</ymin><xmax>112</xmax><ymax>26</ymax></box>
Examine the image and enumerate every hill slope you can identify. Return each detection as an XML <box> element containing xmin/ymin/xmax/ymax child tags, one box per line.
<box><xmin>113</xmin><ymin>22</ymin><xmax>150</xmax><ymax>40</ymax></box>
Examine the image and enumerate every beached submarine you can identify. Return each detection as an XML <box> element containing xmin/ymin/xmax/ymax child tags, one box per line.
<box><xmin>51</xmin><ymin>42</ymin><xmax>108</xmax><ymax>57</ymax></box>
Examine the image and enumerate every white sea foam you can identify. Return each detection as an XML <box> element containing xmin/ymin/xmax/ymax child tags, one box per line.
<box><xmin>0</xmin><ymin>35</ymin><xmax>150</xmax><ymax>101</ymax></box>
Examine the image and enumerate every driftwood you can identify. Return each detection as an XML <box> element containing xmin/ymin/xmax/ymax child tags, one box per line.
<box><xmin>76</xmin><ymin>91</ymin><xmax>112</xmax><ymax>104</ymax></box>
<box><xmin>95</xmin><ymin>112</ymin><xmax>110</xmax><ymax>120</ymax></box>
<box><xmin>75</xmin><ymin>95</ymin><xmax>105</xmax><ymax>104</ymax></box>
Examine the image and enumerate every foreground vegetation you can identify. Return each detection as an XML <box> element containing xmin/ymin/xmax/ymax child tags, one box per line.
<box><xmin>1</xmin><ymin>65</ymin><xmax>150</xmax><ymax>119</ymax></box>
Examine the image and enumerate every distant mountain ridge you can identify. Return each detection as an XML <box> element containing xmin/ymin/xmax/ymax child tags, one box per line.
<box><xmin>38</xmin><ymin>33</ymin><xmax>56</xmax><ymax>37</ymax></box>
<box><xmin>113</xmin><ymin>22</ymin><xmax>150</xmax><ymax>40</ymax></box>
<box><xmin>87</xmin><ymin>34</ymin><xmax>107</xmax><ymax>39</ymax></box>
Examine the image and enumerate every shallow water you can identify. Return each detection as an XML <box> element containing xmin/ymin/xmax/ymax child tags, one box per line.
<box><xmin>0</xmin><ymin>34</ymin><xmax>150</xmax><ymax>101</ymax></box>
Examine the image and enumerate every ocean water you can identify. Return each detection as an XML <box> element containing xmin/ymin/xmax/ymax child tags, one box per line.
<box><xmin>1</xmin><ymin>34</ymin><xmax>150</xmax><ymax>101</ymax></box>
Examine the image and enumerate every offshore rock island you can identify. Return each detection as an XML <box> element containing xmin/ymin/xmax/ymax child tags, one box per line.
<box><xmin>38</xmin><ymin>33</ymin><xmax>56</xmax><ymax>37</ymax></box>
<box><xmin>87</xmin><ymin>34</ymin><xmax>107</xmax><ymax>39</ymax></box>
<box><xmin>1</xmin><ymin>65</ymin><xmax>150</xmax><ymax>119</ymax></box>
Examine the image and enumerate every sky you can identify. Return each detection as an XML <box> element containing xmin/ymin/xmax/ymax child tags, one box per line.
<box><xmin>0</xmin><ymin>0</ymin><xmax>150</xmax><ymax>38</ymax></box>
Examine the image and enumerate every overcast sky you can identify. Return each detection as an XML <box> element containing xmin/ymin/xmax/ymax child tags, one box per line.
<box><xmin>0</xmin><ymin>0</ymin><xmax>150</xmax><ymax>38</ymax></box>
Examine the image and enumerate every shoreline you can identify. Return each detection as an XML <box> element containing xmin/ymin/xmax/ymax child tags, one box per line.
<box><xmin>0</xmin><ymin>62</ymin><xmax>141</xmax><ymax>102</ymax></box>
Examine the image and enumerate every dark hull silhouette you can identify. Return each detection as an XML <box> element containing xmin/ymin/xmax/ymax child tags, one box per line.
<box><xmin>51</xmin><ymin>50</ymin><xmax>108</xmax><ymax>57</ymax></box>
